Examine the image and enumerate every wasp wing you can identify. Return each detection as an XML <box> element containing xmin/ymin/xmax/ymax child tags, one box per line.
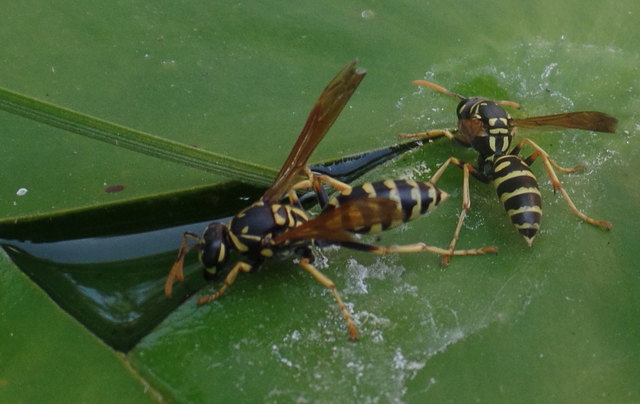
<box><xmin>261</xmin><ymin>61</ymin><xmax>366</xmax><ymax>203</ymax></box>
<box><xmin>274</xmin><ymin>198</ymin><xmax>402</xmax><ymax>244</ymax></box>
<box><xmin>514</xmin><ymin>111</ymin><xmax>618</xmax><ymax>133</ymax></box>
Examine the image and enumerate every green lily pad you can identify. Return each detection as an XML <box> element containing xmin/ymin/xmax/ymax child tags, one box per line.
<box><xmin>1</xmin><ymin>0</ymin><xmax>639</xmax><ymax>402</ymax></box>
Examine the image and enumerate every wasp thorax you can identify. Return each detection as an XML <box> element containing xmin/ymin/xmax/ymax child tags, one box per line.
<box><xmin>472</xmin><ymin>133</ymin><xmax>513</xmax><ymax>161</ymax></box>
<box><xmin>475</xmin><ymin>102</ymin><xmax>511</xmax><ymax>131</ymax></box>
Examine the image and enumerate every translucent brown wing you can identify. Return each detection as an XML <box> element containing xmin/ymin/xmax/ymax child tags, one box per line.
<box><xmin>261</xmin><ymin>61</ymin><xmax>366</xmax><ymax>203</ymax></box>
<box><xmin>274</xmin><ymin>198</ymin><xmax>402</xmax><ymax>244</ymax></box>
<box><xmin>514</xmin><ymin>111</ymin><xmax>618</xmax><ymax>133</ymax></box>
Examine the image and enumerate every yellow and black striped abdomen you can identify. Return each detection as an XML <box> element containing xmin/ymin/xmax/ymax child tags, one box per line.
<box><xmin>492</xmin><ymin>155</ymin><xmax>542</xmax><ymax>246</ymax></box>
<box><xmin>325</xmin><ymin>179</ymin><xmax>448</xmax><ymax>234</ymax></box>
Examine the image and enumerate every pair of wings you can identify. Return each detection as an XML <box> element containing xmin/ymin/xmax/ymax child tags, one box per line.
<box><xmin>260</xmin><ymin>61</ymin><xmax>399</xmax><ymax>245</ymax></box>
<box><xmin>412</xmin><ymin>79</ymin><xmax>618</xmax><ymax>136</ymax></box>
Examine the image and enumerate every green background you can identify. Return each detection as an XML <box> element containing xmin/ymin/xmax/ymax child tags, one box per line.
<box><xmin>1</xmin><ymin>0</ymin><xmax>639</xmax><ymax>402</ymax></box>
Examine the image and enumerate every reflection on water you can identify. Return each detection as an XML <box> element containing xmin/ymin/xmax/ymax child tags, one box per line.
<box><xmin>7</xmin><ymin>220</ymin><xmax>211</xmax><ymax>264</ymax></box>
<box><xmin>4</xmin><ymin>234</ymin><xmax>207</xmax><ymax>352</ymax></box>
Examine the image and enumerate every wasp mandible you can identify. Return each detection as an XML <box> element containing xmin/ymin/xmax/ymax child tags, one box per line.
<box><xmin>164</xmin><ymin>63</ymin><xmax>497</xmax><ymax>340</ymax></box>
<box><xmin>401</xmin><ymin>80</ymin><xmax>617</xmax><ymax>264</ymax></box>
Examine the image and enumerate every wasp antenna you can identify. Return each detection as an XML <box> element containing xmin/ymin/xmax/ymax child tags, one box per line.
<box><xmin>495</xmin><ymin>100</ymin><xmax>522</xmax><ymax>110</ymax></box>
<box><xmin>411</xmin><ymin>80</ymin><xmax>465</xmax><ymax>100</ymax></box>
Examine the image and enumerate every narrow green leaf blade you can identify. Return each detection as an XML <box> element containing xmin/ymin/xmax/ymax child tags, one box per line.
<box><xmin>0</xmin><ymin>87</ymin><xmax>274</xmax><ymax>187</ymax></box>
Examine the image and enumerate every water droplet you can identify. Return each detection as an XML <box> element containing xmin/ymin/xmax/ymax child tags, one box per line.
<box><xmin>360</xmin><ymin>9</ymin><xmax>375</xmax><ymax>20</ymax></box>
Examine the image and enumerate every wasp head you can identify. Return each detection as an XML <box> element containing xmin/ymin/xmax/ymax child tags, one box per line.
<box><xmin>199</xmin><ymin>222</ymin><xmax>232</xmax><ymax>279</ymax></box>
<box><xmin>456</xmin><ymin>98</ymin><xmax>515</xmax><ymax>158</ymax></box>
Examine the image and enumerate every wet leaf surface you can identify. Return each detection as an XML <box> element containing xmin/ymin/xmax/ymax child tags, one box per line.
<box><xmin>1</xmin><ymin>0</ymin><xmax>639</xmax><ymax>402</ymax></box>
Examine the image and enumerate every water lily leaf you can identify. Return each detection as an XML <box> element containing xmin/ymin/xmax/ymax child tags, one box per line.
<box><xmin>1</xmin><ymin>0</ymin><xmax>639</xmax><ymax>403</ymax></box>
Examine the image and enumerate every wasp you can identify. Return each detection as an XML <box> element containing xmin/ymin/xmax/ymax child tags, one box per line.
<box><xmin>164</xmin><ymin>63</ymin><xmax>497</xmax><ymax>340</ymax></box>
<box><xmin>400</xmin><ymin>80</ymin><xmax>618</xmax><ymax>264</ymax></box>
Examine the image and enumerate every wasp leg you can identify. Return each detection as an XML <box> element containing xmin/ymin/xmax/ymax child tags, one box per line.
<box><xmin>442</xmin><ymin>163</ymin><xmax>471</xmax><ymax>266</ymax></box>
<box><xmin>285</xmin><ymin>187</ymin><xmax>305</xmax><ymax>209</ymax></box>
<box><xmin>283</xmin><ymin>175</ymin><xmax>316</xmax><ymax>209</ymax></box>
<box><xmin>311</xmin><ymin>173</ymin><xmax>352</xmax><ymax>194</ymax></box>
<box><xmin>312</xmin><ymin>173</ymin><xmax>354</xmax><ymax>208</ymax></box>
<box><xmin>291</xmin><ymin>168</ymin><xmax>354</xmax><ymax>209</ymax></box>
<box><xmin>165</xmin><ymin>232</ymin><xmax>201</xmax><ymax>298</ymax></box>
<box><xmin>514</xmin><ymin>139</ymin><xmax>584</xmax><ymax>173</ymax></box>
<box><xmin>366</xmin><ymin>242</ymin><xmax>497</xmax><ymax>256</ymax></box>
<box><xmin>429</xmin><ymin>157</ymin><xmax>489</xmax><ymax>265</ymax></box>
<box><xmin>337</xmin><ymin>239</ymin><xmax>496</xmax><ymax>258</ymax></box>
<box><xmin>291</xmin><ymin>179</ymin><xmax>312</xmax><ymax>192</ymax></box>
<box><xmin>398</xmin><ymin>128</ymin><xmax>457</xmax><ymax>141</ymax></box>
<box><xmin>517</xmin><ymin>138</ymin><xmax>612</xmax><ymax>230</ymax></box>
<box><xmin>298</xmin><ymin>258</ymin><xmax>359</xmax><ymax>341</ymax></box>
<box><xmin>197</xmin><ymin>261</ymin><xmax>253</xmax><ymax>305</ymax></box>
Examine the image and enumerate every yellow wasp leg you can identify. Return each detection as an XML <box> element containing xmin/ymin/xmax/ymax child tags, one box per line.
<box><xmin>366</xmin><ymin>242</ymin><xmax>497</xmax><ymax>256</ymax></box>
<box><xmin>428</xmin><ymin>157</ymin><xmax>478</xmax><ymax>265</ymax></box>
<box><xmin>298</xmin><ymin>258</ymin><xmax>359</xmax><ymax>341</ymax></box>
<box><xmin>517</xmin><ymin>138</ymin><xmax>612</xmax><ymax>230</ymax></box>
<box><xmin>197</xmin><ymin>261</ymin><xmax>253</xmax><ymax>305</ymax></box>
<box><xmin>164</xmin><ymin>232</ymin><xmax>200</xmax><ymax>298</ymax></box>
<box><xmin>290</xmin><ymin>168</ymin><xmax>353</xmax><ymax>203</ymax></box>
